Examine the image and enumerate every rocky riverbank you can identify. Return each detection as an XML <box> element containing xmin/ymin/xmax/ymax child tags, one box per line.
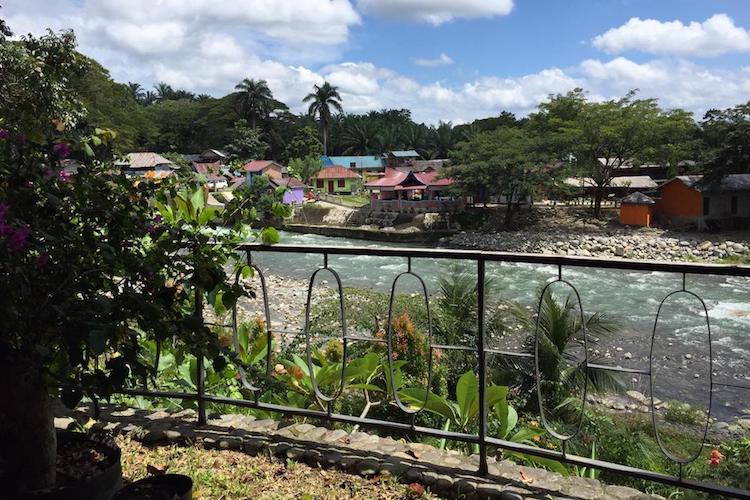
<box><xmin>443</xmin><ymin>229</ymin><xmax>750</xmax><ymax>262</ymax></box>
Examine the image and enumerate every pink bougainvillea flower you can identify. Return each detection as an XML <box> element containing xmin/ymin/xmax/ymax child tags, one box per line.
<box><xmin>35</xmin><ymin>252</ymin><xmax>50</xmax><ymax>268</ymax></box>
<box><xmin>58</xmin><ymin>170</ymin><xmax>71</xmax><ymax>182</ymax></box>
<box><xmin>8</xmin><ymin>225</ymin><xmax>31</xmax><ymax>251</ymax></box>
<box><xmin>0</xmin><ymin>129</ymin><xmax>9</xmax><ymax>140</ymax></box>
<box><xmin>53</xmin><ymin>142</ymin><xmax>71</xmax><ymax>159</ymax></box>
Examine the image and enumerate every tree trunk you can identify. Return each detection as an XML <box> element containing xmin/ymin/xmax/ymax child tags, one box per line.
<box><xmin>322</xmin><ymin>120</ymin><xmax>328</xmax><ymax>156</ymax></box>
<box><xmin>593</xmin><ymin>187</ymin><xmax>603</xmax><ymax>218</ymax></box>
<box><xmin>0</xmin><ymin>358</ymin><xmax>56</xmax><ymax>493</ymax></box>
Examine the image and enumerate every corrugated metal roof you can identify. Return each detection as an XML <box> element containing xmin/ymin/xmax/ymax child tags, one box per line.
<box><xmin>117</xmin><ymin>152</ymin><xmax>175</xmax><ymax>169</ymax></box>
<box><xmin>388</xmin><ymin>150</ymin><xmax>420</xmax><ymax>158</ymax></box>
<box><xmin>621</xmin><ymin>192</ymin><xmax>655</xmax><ymax>205</ymax></box>
<box><xmin>325</xmin><ymin>155</ymin><xmax>384</xmax><ymax>169</ymax></box>
<box><xmin>565</xmin><ymin>176</ymin><xmax>657</xmax><ymax>189</ymax></box>
<box><xmin>243</xmin><ymin>160</ymin><xmax>283</xmax><ymax>173</ymax></box>
<box><xmin>315</xmin><ymin>165</ymin><xmax>361</xmax><ymax>179</ymax></box>
<box><xmin>674</xmin><ymin>174</ymin><xmax>750</xmax><ymax>192</ymax></box>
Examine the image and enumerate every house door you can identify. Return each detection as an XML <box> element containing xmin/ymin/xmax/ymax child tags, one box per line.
<box><xmin>328</xmin><ymin>180</ymin><xmax>334</xmax><ymax>193</ymax></box>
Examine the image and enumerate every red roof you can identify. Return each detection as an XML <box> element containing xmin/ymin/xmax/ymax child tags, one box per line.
<box><xmin>243</xmin><ymin>160</ymin><xmax>281</xmax><ymax>173</ymax></box>
<box><xmin>194</xmin><ymin>161</ymin><xmax>221</xmax><ymax>175</ymax></box>
<box><xmin>366</xmin><ymin>170</ymin><xmax>407</xmax><ymax>188</ymax></box>
<box><xmin>316</xmin><ymin>165</ymin><xmax>361</xmax><ymax>179</ymax></box>
<box><xmin>415</xmin><ymin>170</ymin><xmax>453</xmax><ymax>187</ymax></box>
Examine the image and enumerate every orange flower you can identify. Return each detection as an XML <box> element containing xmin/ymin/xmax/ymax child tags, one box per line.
<box><xmin>708</xmin><ymin>449</ymin><xmax>723</xmax><ymax>468</ymax></box>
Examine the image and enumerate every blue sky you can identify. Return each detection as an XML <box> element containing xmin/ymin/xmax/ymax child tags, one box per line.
<box><xmin>3</xmin><ymin>0</ymin><xmax>750</xmax><ymax>123</ymax></box>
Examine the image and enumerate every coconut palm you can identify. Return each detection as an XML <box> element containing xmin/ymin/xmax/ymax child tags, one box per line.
<box><xmin>512</xmin><ymin>288</ymin><xmax>624</xmax><ymax>400</ymax></box>
<box><xmin>127</xmin><ymin>82</ymin><xmax>144</xmax><ymax>102</ymax></box>
<box><xmin>141</xmin><ymin>91</ymin><xmax>158</xmax><ymax>106</ymax></box>
<box><xmin>303</xmin><ymin>82</ymin><xmax>343</xmax><ymax>155</ymax></box>
<box><xmin>154</xmin><ymin>82</ymin><xmax>175</xmax><ymax>101</ymax></box>
<box><xmin>234</xmin><ymin>78</ymin><xmax>274</xmax><ymax>129</ymax></box>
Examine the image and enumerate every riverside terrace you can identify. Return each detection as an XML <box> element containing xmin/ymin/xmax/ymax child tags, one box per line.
<box><xmin>104</xmin><ymin>243</ymin><xmax>750</xmax><ymax>497</ymax></box>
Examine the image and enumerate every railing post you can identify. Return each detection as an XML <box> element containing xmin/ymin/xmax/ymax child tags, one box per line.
<box><xmin>477</xmin><ymin>257</ymin><xmax>488</xmax><ymax>475</ymax></box>
<box><xmin>195</xmin><ymin>287</ymin><xmax>207</xmax><ymax>426</ymax></box>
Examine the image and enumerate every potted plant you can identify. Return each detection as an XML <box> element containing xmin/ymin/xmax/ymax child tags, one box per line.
<box><xmin>0</xmin><ymin>25</ymin><xmax>284</xmax><ymax>497</ymax></box>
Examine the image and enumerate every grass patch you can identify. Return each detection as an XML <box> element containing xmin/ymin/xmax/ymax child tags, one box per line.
<box><xmin>117</xmin><ymin>436</ymin><xmax>434</xmax><ymax>499</ymax></box>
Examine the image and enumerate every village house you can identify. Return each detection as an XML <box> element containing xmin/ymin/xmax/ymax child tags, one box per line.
<box><xmin>115</xmin><ymin>152</ymin><xmax>177</xmax><ymax>179</ymax></box>
<box><xmin>382</xmin><ymin>150</ymin><xmax>421</xmax><ymax>169</ymax></box>
<box><xmin>199</xmin><ymin>149</ymin><xmax>230</xmax><ymax>164</ymax></box>
<box><xmin>314</xmin><ymin>165</ymin><xmax>361</xmax><ymax>194</ymax></box>
<box><xmin>242</xmin><ymin>160</ymin><xmax>286</xmax><ymax>185</ymax></box>
<box><xmin>269</xmin><ymin>177</ymin><xmax>307</xmax><ymax>205</ymax></box>
<box><xmin>193</xmin><ymin>161</ymin><xmax>228</xmax><ymax>191</ymax></box>
<box><xmin>654</xmin><ymin>174</ymin><xmax>750</xmax><ymax>230</ymax></box>
<box><xmin>322</xmin><ymin>155</ymin><xmax>384</xmax><ymax>182</ymax></box>
<box><xmin>365</xmin><ymin>166</ymin><xmax>461</xmax><ymax>213</ymax></box>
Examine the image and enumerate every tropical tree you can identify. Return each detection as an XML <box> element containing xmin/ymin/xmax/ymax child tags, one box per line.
<box><xmin>141</xmin><ymin>90</ymin><xmax>158</xmax><ymax>106</ymax></box>
<box><xmin>224</xmin><ymin>119</ymin><xmax>269</xmax><ymax>162</ymax></box>
<box><xmin>449</xmin><ymin>127</ymin><xmax>551</xmax><ymax>227</ymax></box>
<box><xmin>285</xmin><ymin>125</ymin><xmax>323</xmax><ymax>160</ymax></box>
<box><xmin>509</xmin><ymin>288</ymin><xmax>624</xmax><ymax>405</ymax></box>
<box><xmin>127</xmin><ymin>81</ymin><xmax>144</xmax><ymax>102</ymax></box>
<box><xmin>154</xmin><ymin>81</ymin><xmax>175</xmax><ymax>101</ymax></box>
<box><xmin>700</xmin><ymin>101</ymin><xmax>750</xmax><ymax>184</ymax></box>
<box><xmin>288</xmin><ymin>155</ymin><xmax>323</xmax><ymax>184</ymax></box>
<box><xmin>303</xmin><ymin>82</ymin><xmax>343</xmax><ymax>155</ymax></box>
<box><xmin>234</xmin><ymin>78</ymin><xmax>274</xmax><ymax>129</ymax></box>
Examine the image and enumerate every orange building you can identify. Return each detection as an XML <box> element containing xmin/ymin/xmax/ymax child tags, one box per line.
<box><xmin>619</xmin><ymin>192</ymin><xmax>655</xmax><ymax>227</ymax></box>
<box><xmin>653</xmin><ymin>175</ymin><xmax>750</xmax><ymax>230</ymax></box>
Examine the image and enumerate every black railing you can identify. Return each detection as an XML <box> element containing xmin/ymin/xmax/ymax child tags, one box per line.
<box><xmin>121</xmin><ymin>244</ymin><xmax>750</xmax><ymax>498</ymax></box>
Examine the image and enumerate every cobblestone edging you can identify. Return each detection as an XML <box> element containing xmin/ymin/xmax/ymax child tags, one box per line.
<box><xmin>55</xmin><ymin>404</ymin><xmax>657</xmax><ymax>500</ymax></box>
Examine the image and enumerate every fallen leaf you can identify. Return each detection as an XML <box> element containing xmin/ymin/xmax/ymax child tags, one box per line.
<box><xmin>520</xmin><ymin>471</ymin><xmax>533</xmax><ymax>483</ymax></box>
<box><xmin>146</xmin><ymin>463</ymin><xmax>168</xmax><ymax>475</ymax></box>
<box><xmin>408</xmin><ymin>482</ymin><xmax>425</xmax><ymax>496</ymax></box>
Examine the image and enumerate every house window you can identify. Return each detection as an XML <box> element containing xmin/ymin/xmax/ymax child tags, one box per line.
<box><xmin>350</xmin><ymin>162</ymin><xmax>356</xmax><ymax>168</ymax></box>
<box><xmin>731</xmin><ymin>196</ymin><xmax>738</xmax><ymax>215</ymax></box>
<box><xmin>338</xmin><ymin>179</ymin><xmax>345</xmax><ymax>188</ymax></box>
<box><xmin>316</xmin><ymin>179</ymin><xmax>324</xmax><ymax>188</ymax></box>
<box><xmin>703</xmin><ymin>196</ymin><xmax>710</xmax><ymax>216</ymax></box>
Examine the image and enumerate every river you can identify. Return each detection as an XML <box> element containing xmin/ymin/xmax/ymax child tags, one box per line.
<box><xmin>248</xmin><ymin>231</ymin><xmax>750</xmax><ymax>421</ymax></box>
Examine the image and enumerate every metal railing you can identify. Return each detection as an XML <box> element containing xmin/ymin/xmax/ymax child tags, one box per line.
<box><xmin>121</xmin><ymin>244</ymin><xmax>750</xmax><ymax>498</ymax></box>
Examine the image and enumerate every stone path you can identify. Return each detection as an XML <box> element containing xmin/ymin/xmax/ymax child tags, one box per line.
<box><xmin>55</xmin><ymin>403</ymin><xmax>656</xmax><ymax>499</ymax></box>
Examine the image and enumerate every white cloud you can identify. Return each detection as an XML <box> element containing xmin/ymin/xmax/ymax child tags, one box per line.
<box><xmin>357</xmin><ymin>0</ymin><xmax>513</xmax><ymax>25</ymax></box>
<box><xmin>593</xmin><ymin>14</ymin><xmax>750</xmax><ymax>57</ymax></box>
<box><xmin>3</xmin><ymin>0</ymin><xmax>750</xmax><ymax>126</ymax></box>
<box><xmin>413</xmin><ymin>53</ymin><xmax>454</xmax><ymax>67</ymax></box>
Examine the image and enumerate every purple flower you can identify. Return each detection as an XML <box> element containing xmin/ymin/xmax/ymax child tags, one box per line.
<box><xmin>153</xmin><ymin>215</ymin><xmax>163</xmax><ymax>224</ymax></box>
<box><xmin>58</xmin><ymin>170</ymin><xmax>71</xmax><ymax>182</ymax></box>
<box><xmin>43</xmin><ymin>168</ymin><xmax>55</xmax><ymax>179</ymax></box>
<box><xmin>35</xmin><ymin>252</ymin><xmax>50</xmax><ymax>268</ymax></box>
<box><xmin>147</xmin><ymin>224</ymin><xmax>156</xmax><ymax>235</ymax></box>
<box><xmin>53</xmin><ymin>142</ymin><xmax>71</xmax><ymax>159</ymax></box>
<box><xmin>8</xmin><ymin>225</ymin><xmax>30</xmax><ymax>252</ymax></box>
<box><xmin>0</xmin><ymin>129</ymin><xmax>9</xmax><ymax>140</ymax></box>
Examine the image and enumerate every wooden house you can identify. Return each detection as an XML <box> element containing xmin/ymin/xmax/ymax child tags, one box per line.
<box><xmin>314</xmin><ymin>166</ymin><xmax>361</xmax><ymax>194</ymax></box>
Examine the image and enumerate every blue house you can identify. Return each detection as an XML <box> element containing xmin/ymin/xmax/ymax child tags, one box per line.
<box><xmin>322</xmin><ymin>155</ymin><xmax>384</xmax><ymax>182</ymax></box>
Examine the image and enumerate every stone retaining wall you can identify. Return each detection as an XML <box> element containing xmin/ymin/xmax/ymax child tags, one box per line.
<box><xmin>55</xmin><ymin>404</ymin><xmax>655</xmax><ymax>500</ymax></box>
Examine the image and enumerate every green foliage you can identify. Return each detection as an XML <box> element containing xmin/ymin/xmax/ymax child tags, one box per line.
<box><xmin>285</xmin><ymin>125</ymin><xmax>323</xmax><ymax>160</ymax></box>
<box><xmin>663</xmin><ymin>401</ymin><xmax>704</xmax><ymax>426</ymax></box>
<box><xmin>224</xmin><ymin>119</ymin><xmax>269</xmax><ymax>162</ymax></box>
<box><xmin>449</xmin><ymin>127</ymin><xmax>551</xmax><ymax>227</ymax></box>
<box><xmin>303</xmin><ymin>82</ymin><xmax>343</xmax><ymax>155</ymax></box>
<box><xmin>701</xmin><ymin>101</ymin><xmax>750</xmax><ymax>183</ymax></box>
<box><xmin>288</xmin><ymin>155</ymin><xmax>323</xmax><ymax>184</ymax></box>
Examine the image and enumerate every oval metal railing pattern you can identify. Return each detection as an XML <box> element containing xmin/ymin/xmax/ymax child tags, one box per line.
<box><xmin>119</xmin><ymin>244</ymin><xmax>750</xmax><ymax>498</ymax></box>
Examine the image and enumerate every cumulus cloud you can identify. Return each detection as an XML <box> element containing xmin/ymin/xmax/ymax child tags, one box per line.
<box><xmin>413</xmin><ymin>53</ymin><xmax>454</xmax><ymax>67</ymax></box>
<box><xmin>593</xmin><ymin>14</ymin><xmax>750</xmax><ymax>57</ymax></box>
<box><xmin>357</xmin><ymin>0</ymin><xmax>513</xmax><ymax>25</ymax></box>
<box><xmin>3</xmin><ymin>0</ymin><xmax>750</xmax><ymax>125</ymax></box>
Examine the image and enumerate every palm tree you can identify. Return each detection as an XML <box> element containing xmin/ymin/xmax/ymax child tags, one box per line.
<box><xmin>141</xmin><ymin>91</ymin><xmax>158</xmax><ymax>106</ymax></box>
<box><xmin>303</xmin><ymin>82</ymin><xmax>343</xmax><ymax>155</ymax></box>
<box><xmin>234</xmin><ymin>78</ymin><xmax>274</xmax><ymax>129</ymax></box>
<box><xmin>127</xmin><ymin>82</ymin><xmax>144</xmax><ymax>102</ymax></box>
<box><xmin>342</xmin><ymin>119</ymin><xmax>378</xmax><ymax>154</ymax></box>
<box><xmin>514</xmin><ymin>288</ymin><xmax>624</xmax><ymax>400</ymax></box>
<box><xmin>154</xmin><ymin>82</ymin><xmax>174</xmax><ymax>101</ymax></box>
